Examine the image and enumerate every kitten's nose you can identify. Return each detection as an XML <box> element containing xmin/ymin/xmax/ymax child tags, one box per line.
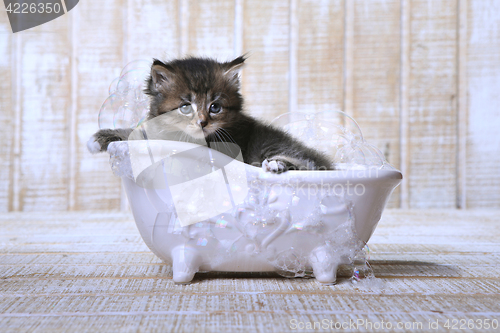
<box><xmin>197</xmin><ymin>118</ymin><xmax>208</xmax><ymax>128</ymax></box>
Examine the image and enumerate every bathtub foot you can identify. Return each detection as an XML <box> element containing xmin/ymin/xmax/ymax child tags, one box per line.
<box><xmin>309</xmin><ymin>246</ymin><xmax>339</xmax><ymax>285</ymax></box>
<box><xmin>171</xmin><ymin>245</ymin><xmax>202</xmax><ymax>284</ymax></box>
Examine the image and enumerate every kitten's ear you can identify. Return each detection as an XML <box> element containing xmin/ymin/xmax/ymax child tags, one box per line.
<box><xmin>149</xmin><ymin>60</ymin><xmax>175</xmax><ymax>93</ymax></box>
<box><xmin>222</xmin><ymin>55</ymin><xmax>247</xmax><ymax>83</ymax></box>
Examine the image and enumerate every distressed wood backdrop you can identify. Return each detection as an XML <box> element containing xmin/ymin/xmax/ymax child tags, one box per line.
<box><xmin>0</xmin><ymin>0</ymin><xmax>498</xmax><ymax>212</ymax></box>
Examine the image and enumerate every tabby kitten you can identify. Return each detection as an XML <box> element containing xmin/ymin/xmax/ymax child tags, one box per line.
<box><xmin>88</xmin><ymin>56</ymin><xmax>332</xmax><ymax>172</ymax></box>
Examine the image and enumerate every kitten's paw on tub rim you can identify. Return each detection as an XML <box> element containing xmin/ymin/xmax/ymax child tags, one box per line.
<box><xmin>87</xmin><ymin>136</ymin><xmax>102</xmax><ymax>154</ymax></box>
<box><xmin>262</xmin><ymin>159</ymin><xmax>287</xmax><ymax>173</ymax></box>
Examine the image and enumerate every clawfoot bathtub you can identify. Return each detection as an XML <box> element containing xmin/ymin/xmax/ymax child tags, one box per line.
<box><xmin>107</xmin><ymin>140</ymin><xmax>402</xmax><ymax>284</ymax></box>
<box><xmin>92</xmin><ymin>64</ymin><xmax>401</xmax><ymax>284</ymax></box>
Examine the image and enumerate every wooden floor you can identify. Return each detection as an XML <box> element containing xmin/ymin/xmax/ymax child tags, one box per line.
<box><xmin>0</xmin><ymin>210</ymin><xmax>499</xmax><ymax>332</ymax></box>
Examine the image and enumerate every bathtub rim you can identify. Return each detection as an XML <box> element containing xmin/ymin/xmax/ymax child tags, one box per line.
<box><xmin>111</xmin><ymin>139</ymin><xmax>402</xmax><ymax>184</ymax></box>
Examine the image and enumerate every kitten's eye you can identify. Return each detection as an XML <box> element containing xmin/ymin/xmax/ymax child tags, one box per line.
<box><xmin>209</xmin><ymin>103</ymin><xmax>222</xmax><ymax>114</ymax></box>
<box><xmin>179</xmin><ymin>104</ymin><xmax>193</xmax><ymax>115</ymax></box>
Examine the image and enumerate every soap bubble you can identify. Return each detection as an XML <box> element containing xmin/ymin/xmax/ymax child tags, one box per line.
<box><xmin>270</xmin><ymin>110</ymin><xmax>394</xmax><ymax>169</ymax></box>
<box><xmin>273</xmin><ymin>248</ymin><xmax>310</xmax><ymax>278</ymax></box>
<box><xmin>116</xmin><ymin>69</ymin><xmax>150</xmax><ymax>97</ymax></box>
<box><xmin>120</xmin><ymin>59</ymin><xmax>151</xmax><ymax>76</ymax></box>
<box><xmin>98</xmin><ymin>93</ymin><xmax>149</xmax><ymax>129</ymax></box>
<box><xmin>98</xmin><ymin>60</ymin><xmax>151</xmax><ymax>130</ymax></box>
<box><xmin>335</xmin><ymin>141</ymin><xmax>386</xmax><ymax>167</ymax></box>
<box><xmin>350</xmin><ymin>245</ymin><xmax>376</xmax><ymax>283</ymax></box>
<box><xmin>209</xmin><ymin>213</ymin><xmax>237</xmax><ymax>242</ymax></box>
<box><xmin>98</xmin><ymin>94</ymin><xmax>120</xmax><ymax>129</ymax></box>
<box><xmin>108</xmin><ymin>77</ymin><xmax>120</xmax><ymax>95</ymax></box>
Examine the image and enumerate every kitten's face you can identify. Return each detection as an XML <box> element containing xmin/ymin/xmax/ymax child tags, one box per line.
<box><xmin>146</xmin><ymin>57</ymin><xmax>245</xmax><ymax>140</ymax></box>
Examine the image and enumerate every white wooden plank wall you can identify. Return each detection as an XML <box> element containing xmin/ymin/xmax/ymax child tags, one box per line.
<box><xmin>0</xmin><ymin>14</ymin><xmax>13</xmax><ymax>211</ymax></box>
<box><xmin>466</xmin><ymin>0</ymin><xmax>500</xmax><ymax>208</ymax></box>
<box><xmin>73</xmin><ymin>1</ymin><xmax>125</xmax><ymax>211</ymax></box>
<box><xmin>242</xmin><ymin>0</ymin><xmax>290</xmax><ymax>121</ymax></box>
<box><xmin>296</xmin><ymin>0</ymin><xmax>344</xmax><ymax>116</ymax></box>
<box><xmin>351</xmin><ymin>0</ymin><xmax>401</xmax><ymax>208</ymax></box>
<box><xmin>186</xmin><ymin>0</ymin><xmax>235</xmax><ymax>60</ymax></box>
<box><xmin>407</xmin><ymin>0</ymin><xmax>458</xmax><ymax>209</ymax></box>
<box><xmin>0</xmin><ymin>0</ymin><xmax>498</xmax><ymax>211</ymax></box>
<box><xmin>126</xmin><ymin>0</ymin><xmax>180</xmax><ymax>61</ymax></box>
<box><xmin>5</xmin><ymin>14</ymin><xmax>72</xmax><ymax>211</ymax></box>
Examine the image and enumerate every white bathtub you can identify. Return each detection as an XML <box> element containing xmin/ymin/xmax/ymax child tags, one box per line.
<box><xmin>107</xmin><ymin>139</ymin><xmax>401</xmax><ymax>284</ymax></box>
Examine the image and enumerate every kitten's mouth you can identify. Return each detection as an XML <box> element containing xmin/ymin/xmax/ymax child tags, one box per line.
<box><xmin>202</xmin><ymin>127</ymin><xmax>215</xmax><ymax>137</ymax></box>
<box><xmin>183</xmin><ymin>125</ymin><xmax>211</xmax><ymax>140</ymax></box>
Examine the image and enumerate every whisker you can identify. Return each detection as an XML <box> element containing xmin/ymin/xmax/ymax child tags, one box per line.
<box><xmin>214</xmin><ymin>128</ymin><xmax>243</xmax><ymax>158</ymax></box>
<box><xmin>214</xmin><ymin>131</ymin><xmax>228</xmax><ymax>151</ymax></box>
<box><xmin>219</xmin><ymin>128</ymin><xmax>237</xmax><ymax>144</ymax></box>
<box><xmin>215</xmin><ymin>128</ymin><xmax>228</xmax><ymax>142</ymax></box>
<box><xmin>216</xmin><ymin>130</ymin><xmax>235</xmax><ymax>154</ymax></box>
<box><xmin>220</xmin><ymin>130</ymin><xmax>239</xmax><ymax>153</ymax></box>
<box><xmin>215</xmin><ymin>129</ymin><xmax>231</xmax><ymax>147</ymax></box>
<box><xmin>180</xmin><ymin>131</ymin><xmax>188</xmax><ymax>143</ymax></box>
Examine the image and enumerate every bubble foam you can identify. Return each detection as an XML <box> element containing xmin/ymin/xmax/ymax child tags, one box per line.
<box><xmin>270</xmin><ymin>110</ymin><xmax>395</xmax><ymax>170</ymax></box>
<box><xmin>98</xmin><ymin>60</ymin><xmax>151</xmax><ymax>130</ymax></box>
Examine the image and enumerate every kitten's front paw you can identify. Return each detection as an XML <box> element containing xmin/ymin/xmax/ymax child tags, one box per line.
<box><xmin>87</xmin><ymin>135</ymin><xmax>103</xmax><ymax>154</ymax></box>
<box><xmin>87</xmin><ymin>129</ymin><xmax>131</xmax><ymax>154</ymax></box>
<box><xmin>262</xmin><ymin>159</ymin><xmax>287</xmax><ymax>173</ymax></box>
